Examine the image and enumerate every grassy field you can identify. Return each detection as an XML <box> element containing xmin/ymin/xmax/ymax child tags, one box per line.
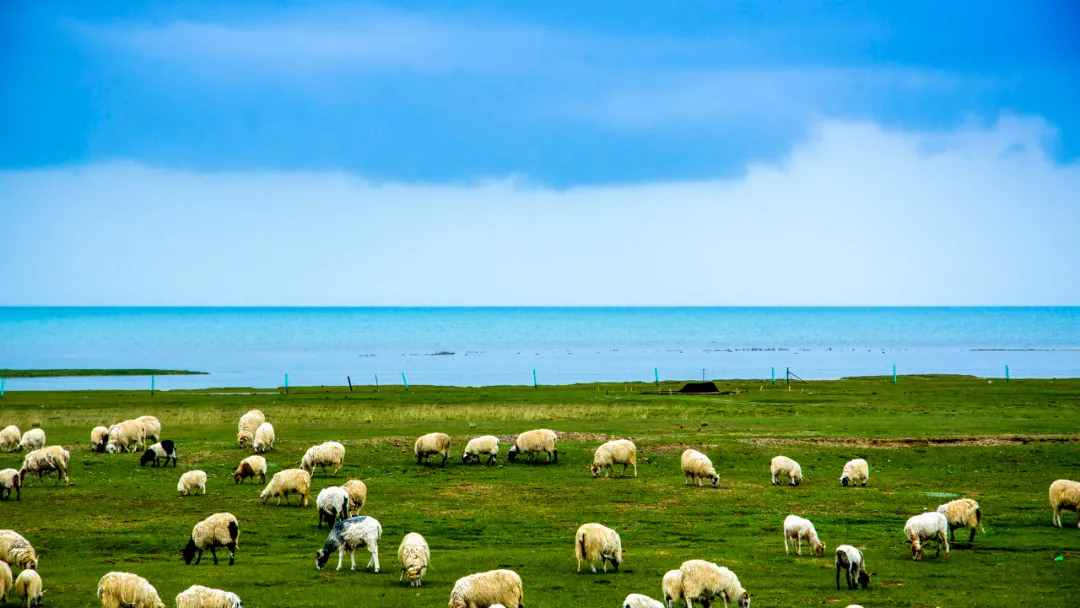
<box><xmin>1</xmin><ymin>376</ymin><xmax>1079</xmax><ymax>607</ymax></box>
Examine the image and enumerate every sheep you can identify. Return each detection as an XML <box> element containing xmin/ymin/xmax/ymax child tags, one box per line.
<box><xmin>678</xmin><ymin>559</ymin><xmax>750</xmax><ymax>608</ymax></box>
<box><xmin>182</xmin><ymin>512</ymin><xmax>239</xmax><ymax>566</ymax></box>
<box><xmin>937</xmin><ymin>498</ymin><xmax>984</xmax><ymax>542</ymax></box>
<box><xmin>317</xmin><ymin>486</ymin><xmax>351</xmax><ymax>528</ymax></box>
<box><xmin>624</xmin><ymin>594</ymin><xmax>666</xmax><ymax>608</ymax></box>
<box><xmin>834</xmin><ymin>545</ymin><xmax>870</xmax><ymax>590</ymax></box>
<box><xmin>0</xmin><ymin>530</ymin><xmax>38</xmax><ymax>570</ymax></box>
<box><xmin>661</xmin><ymin>569</ymin><xmax>683</xmax><ymax>608</ymax></box>
<box><xmin>260</xmin><ymin>468</ymin><xmax>311</xmax><ymax>506</ymax></box>
<box><xmin>839</xmin><ymin>458</ymin><xmax>869</xmax><ymax>487</ymax></box>
<box><xmin>591</xmin><ymin>439</ymin><xmax>638</xmax><ymax>478</ymax></box>
<box><xmin>783</xmin><ymin>514</ymin><xmax>825</xmax><ymax>556</ymax></box>
<box><xmin>96</xmin><ymin>571</ymin><xmax>166</xmax><ymax>608</ymax></box>
<box><xmin>0</xmin><ymin>425</ymin><xmax>20</xmax><ymax>452</ymax></box>
<box><xmin>90</xmin><ymin>425</ymin><xmax>109</xmax><ymax>453</ymax></box>
<box><xmin>175</xmin><ymin>585</ymin><xmax>243</xmax><ymax>608</ymax></box>
<box><xmin>17</xmin><ymin>429</ymin><xmax>45</xmax><ymax>452</ymax></box>
<box><xmin>140</xmin><ymin>440</ymin><xmax>177</xmax><ymax>467</ymax></box>
<box><xmin>252</xmin><ymin>422</ymin><xmax>276</xmax><ymax>454</ymax></box>
<box><xmin>680</xmin><ymin>449</ymin><xmax>719</xmax><ymax>488</ymax></box>
<box><xmin>177</xmin><ymin>470</ymin><xmax>208</xmax><ymax>496</ymax></box>
<box><xmin>462</xmin><ymin>435</ymin><xmax>500</xmax><ymax>465</ymax></box>
<box><xmin>236</xmin><ymin>409</ymin><xmax>266</xmax><ymax>448</ymax></box>
<box><xmin>904</xmin><ymin>511</ymin><xmax>950</xmax><ymax>560</ymax></box>
<box><xmin>0</xmin><ymin>468</ymin><xmax>21</xmax><ymax>501</ymax></box>
<box><xmin>342</xmin><ymin>479</ymin><xmax>368</xmax><ymax>516</ymax></box>
<box><xmin>0</xmin><ymin>560</ymin><xmax>11</xmax><ymax>604</ymax></box>
<box><xmin>397</xmin><ymin>532</ymin><xmax>430</xmax><ymax>587</ymax></box>
<box><xmin>19</xmin><ymin>445</ymin><xmax>70</xmax><ymax>485</ymax></box>
<box><xmin>1049</xmin><ymin>479</ymin><xmax>1080</xmax><ymax>528</ymax></box>
<box><xmin>447</xmin><ymin>569</ymin><xmax>524</xmax><ymax>608</ymax></box>
<box><xmin>507</xmin><ymin>429</ymin><xmax>558</xmax><ymax>464</ymax></box>
<box><xmin>106</xmin><ymin>419</ymin><xmax>145</xmax><ymax>453</ymax></box>
<box><xmin>300</xmin><ymin>441</ymin><xmax>345</xmax><ymax>476</ymax></box>
<box><xmin>135</xmin><ymin>416</ymin><xmax>161</xmax><ymax>443</ymax></box>
<box><xmin>575</xmin><ymin>523</ymin><xmax>622</xmax><ymax>573</ymax></box>
<box><xmin>770</xmin><ymin>455</ymin><xmax>803</xmax><ymax>486</ymax></box>
<box><xmin>233</xmin><ymin>455</ymin><xmax>267</xmax><ymax>484</ymax></box>
<box><xmin>314</xmin><ymin>515</ymin><xmax>382</xmax><ymax>573</ymax></box>
<box><xmin>415</xmin><ymin>432</ymin><xmax>451</xmax><ymax>467</ymax></box>
<box><xmin>14</xmin><ymin>568</ymin><xmax>42</xmax><ymax>608</ymax></box>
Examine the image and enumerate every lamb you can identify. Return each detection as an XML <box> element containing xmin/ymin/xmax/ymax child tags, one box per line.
<box><xmin>135</xmin><ymin>416</ymin><xmax>161</xmax><ymax>443</ymax></box>
<box><xmin>783</xmin><ymin>514</ymin><xmax>825</xmax><ymax>556</ymax></box>
<box><xmin>236</xmin><ymin>409</ymin><xmax>266</xmax><ymax>448</ymax></box>
<box><xmin>507</xmin><ymin>429</ymin><xmax>558</xmax><ymax>463</ymax></box>
<box><xmin>314</xmin><ymin>515</ymin><xmax>382</xmax><ymax>573</ymax></box>
<box><xmin>182</xmin><ymin>512</ymin><xmax>239</xmax><ymax>566</ymax></box>
<box><xmin>680</xmin><ymin>449</ymin><xmax>719</xmax><ymax>488</ymax></box>
<box><xmin>834</xmin><ymin>545</ymin><xmax>870</xmax><ymax>590</ymax></box>
<box><xmin>300</xmin><ymin>441</ymin><xmax>345</xmax><ymax>476</ymax></box>
<box><xmin>19</xmin><ymin>445</ymin><xmax>70</xmax><ymax>485</ymax></box>
<box><xmin>317</xmin><ymin>486</ymin><xmax>351</xmax><ymax>528</ymax></box>
<box><xmin>0</xmin><ymin>560</ymin><xmax>11</xmax><ymax>604</ymax></box>
<box><xmin>175</xmin><ymin>585</ymin><xmax>243</xmax><ymax>608</ymax></box>
<box><xmin>0</xmin><ymin>468</ymin><xmax>21</xmax><ymax>500</ymax></box>
<box><xmin>106</xmin><ymin>419</ymin><xmax>145</xmax><ymax>453</ymax></box>
<box><xmin>177</xmin><ymin>470</ymin><xmax>208</xmax><ymax>496</ymax></box>
<box><xmin>140</xmin><ymin>440</ymin><xmax>177</xmax><ymax>467</ymax></box>
<box><xmin>770</xmin><ymin>455</ymin><xmax>803</xmax><ymax>486</ymax></box>
<box><xmin>1049</xmin><ymin>479</ymin><xmax>1080</xmax><ymax>528</ymax></box>
<box><xmin>623</xmin><ymin>594</ymin><xmax>666</xmax><ymax>608</ymax></box>
<box><xmin>96</xmin><ymin>571</ymin><xmax>165</xmax><ymax>608</ymax></box>
<box><xmin>415</xmin><ymin>432</ymin><xmax>451</xmax><ymax>466</ymax></box>
<box><xmin>904</xmin><ymin>511</ymin><xmax>950</xmax><ymax>560</ymax></box>
<box><xmin>252</xmin><ymin>422</ymin><xmax>276</xmax><ymax>454</ymax></box>
<box><xmin>14</xmin><ymin>568</ymin><xmax>42</xmax><ymax>607</ymax></box>
<box><xmin>678</xmin><ymin>559</ymin><xmax>750</xmax><ymax>608</ymax></box>
<box><xmin>90</xmin><ymin>426</ymin><xmax>109</xmax><ymax>453</ymax></box>
<box><xmin>260</xmin><ymin>468</ymin><xmax>311</xmax><ymax>506</ymax></box>
<box><xmin>937</xmin><ymin>498</ymin><xmax>984</xmax><ymax>542</ymax></box>
<box><xmin>342</xmin><ymin>479</ymin><xmax>368</xmax><ymax>515</ymax></box>
<box><xmin>0</xmin><ymin>425</ymin><xmax>20</xmax><ymax>452</ymax></box>
<box><xmin>17</xmin><ymin>429</ymin><xmax>45</xmax><ymax>452</ymax></box>
<box><xmin>447</xmin><ymin>569</ymin><xmax>524</xmax><ymax>608</ymax></box>
<box><xmin>233</xmin><ymin>455</ymin><xmax>267</xmax><ymax>484</ymax></box>
<box><xmin>839</xmin><ymin>458</ymin><xmax>869</xmax><ymax>487</ymax></box>
<box><xmin>397</xmin><ymin>532</ymin><xmax>430</xmax><ymax>587</ymax></box>
<box><xmin>462</xmin><ymin>435</ymin><xmax>499</xmax><ymax>465</ymax></box>
<box><xmin>661</xmin><ymin>569</ymin><xmax>683</xmax><ymax>608</ymax></box>
<box><xmin>591</xmin><ymin>439</ymin><xmax>638</xmax><ymax>478</ymax></box>
<box><xmin>0</xmin><ymin>530</ymin><xmax>38</xmax><ymax>570</ymax></box>
<box><xmin>575</xmin><ymin>523</ymin><xmax>623</xmax><ymax>573</ymax></box>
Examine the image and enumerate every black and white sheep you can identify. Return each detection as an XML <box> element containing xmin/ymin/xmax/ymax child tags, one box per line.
<box><xmin>314</xmin><ymin>515</ymin><xmax>382</xmax><ymax>573</ymax></box>
<box><xmin>316</xmin><ymin>486</ymin><xmax>350</xmax><ymax>528</ymax></box>
<box><xmin>140</xmin><ymin>440</ymin><xmax>177</xmax><ymax>467</ymax></box>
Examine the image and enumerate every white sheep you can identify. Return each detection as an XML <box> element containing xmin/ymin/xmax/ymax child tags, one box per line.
<box><xmin>397</xmin><ymin>532</ymin><xmax>430</xmax><ymax>587</ymax></box>
<box><xmin>770</xmin><ymin>455</ymin><xmax>803</xmax><ymax>486</ymax></box>
<box><xmin>839</xmin><ymin>458</ymin><xmax>869</xmax><ymax>487</ymax></box>
<box><xmin>260</xmin><ymin>468</ymin><xmax>311</xmax><ymax>506</ymax></box>
<box><xmin>681</xmin><ymin>449</ymin><xmax>719</xmax><ymax>488</ymax></box>
<box><xmin>315</xmin><ymin>515</ymin><xmax>382</xmax><ymax>572</ymax></box>
<box><xmin>342</xmin><ymin>479</ymin><xmax>368</xmax><ymax>516</ymax></box>
<box><xmin>96</xmin><ymin>572</ymin><xmax>165</xmax><ymax>608</ymax></box>
<box><xmin>90</xmin><ymin>425</ymin><xmax>109</xmax><ymax>453</ymax></box>
<box><xmin>300</xmin><ymin>441</ymin><xmax>345</xmax><ymax>476</ymax></box>
<box><xmin>783</xmin><ymin>514</ymin><xmax>825</xmax><ymax>556</ymax></box>
<box><xmin>937</xmin><ymin>498</ymin><xmax>984</xmax><ymax>542</ymax></box>
<box><xmin>182</xmin><ymin>512</ymin><xmax>239</xmax><ymax>565</ymax></box>
<box><xmin>575</xmin><ymin>523</ymin><xmax>623</xmax><ymax>573</ymax></box>
<box><xmin>623</xmin><ymin>593</ymin><xmax>666</xmax><ymax>608</ymax></box>
<box><xmin>0</xmin><ymin>560</ymin><xmax>11</xmax><ymax>605</ymax></box>
<box><xmin>317</xmin><ymin>486</ymin><xmax>351</xmax><ymax>528</ymax></box>
<box><xmin>252</xmin><ymin>422</ymin><xmax>276</xmax><ymax>454</ymax></box>
<box><xmin>834</xmin><ymin>544</ymin><xmax>869</xmax><ymax>590</ymax></box>
<box><xmin>448</xmin><ymin>569</ymin><xmax>524</xmax><ymax>608</ymax></box>
<box><xmin>236</xmin><ymin>409</ymin><xmax>266</xmax><ymax>448</ymax></box>
<box><xmin>233</xmin><ymin>455</ymin><xmax>267</xmax><ymax>484</ymax></box>
<box><xmin>175</xmin><ymin>584</ymin><xmax>243</xmax><ymax>608</ymax></box>
<box><xmin>507</xmin><ymin>429</ymin><xmax>558</xmax><ymax>463</ymax></box>
<box><xmin>661</xmin><ymin>569</ymin><xmax>683</xmax><ymax>608</ymax></box>
<box><xmin>0</xmin><ymin>530</ymin><xmax>38</xmax><ymax>570</ymax></box>
<box><xmin>106</xmin><ymin>419</ymin><xmax>145</xmax><ymax>453</ymax></box>
<box><xmin>135</xmin><ymin>416</ymin><xmax>161</xmax><ymax>443</ymax></box>
<box><xmin>678</xmin><ymin>560</ymin><xmax>750</xmax><ymax>608</ymax></box>
<box><xmin>19</xmin><ymin>445</ymin><xmax>70</xmax><ymax>485</ymax></box>
<box><xmin>0</xmin><ymin>468</ymin><xmax>21</xmax><ymax>501</ymax></box>
<box><xmin>17</xmin><ymin>429</ymin><xmax>45</xmax><ymax>452</ymax></box>
<box><xmin>0</xmin><ymin>426</ymin><xmax>20</xmax><ymax>452</ymax></box>
<box><xmin>592</xmin><ymin>439</ymin><xmax>638</xmax><ymax>478</ymax></box>
<box><xmin>177</xmin><ymin>470</ymin><xmax>208</xmax><ymax>496</ymax></box>
<box><xmin>1049</xmin><ymin>479</ymin><xmax>1080</xmax><ymax>528</ymax></box>
<box><xmin>414</xmin><ymin>432</ymin><xmax>451</xmax><ymax>466</ymax></box>
<box><xmin>462</xmin><ymin>435</ymin><xmax>500</xmax><ymax>465</ymax></box>
<box><xmin>14</xmin><ymin>568</ymin><xmax>42</xmax><ymax>607</ymax></box>
<box><xmin>904</xmin><ymin>511</ymin><xmax>950</xmax><ymax>560</ymax></box>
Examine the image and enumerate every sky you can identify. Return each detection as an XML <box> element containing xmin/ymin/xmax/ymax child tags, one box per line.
<box><xmin>2</xmin><ymin>1</ymin><xmax>1079</xmax><ymax>305</ymax></box>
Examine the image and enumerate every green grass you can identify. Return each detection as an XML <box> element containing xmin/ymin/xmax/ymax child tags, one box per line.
<box><xmin>0</xmin><ymin>369</ymin><xmax>206</xmax><ymax>378</ymax></box>
<box><xmin>1</xmin><ymin>376</ymin><xmax>1079</xmax><ymax>607</ymax></box>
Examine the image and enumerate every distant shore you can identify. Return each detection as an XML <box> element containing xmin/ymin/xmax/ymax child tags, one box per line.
<box><xmin>0</xmin><ymin>368</ymin><xmax>207</xmax><ymax>378</ymax></box>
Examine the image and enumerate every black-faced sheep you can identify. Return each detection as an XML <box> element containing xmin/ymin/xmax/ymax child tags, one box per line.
<box><xmin>834</xmin><ymin>544</ymin><xmax>870</xmax><ymax>590</ymax></box>
<box><xmin>182</xmin><ymin>512</ymin><xmax>239</xmax><ymax>566</ymax></box>
<box><xmin>140</xmin><ymin>440</ymin><xmax>177</xmax><ymax>467</ymax></box>
<box><xmin>462</xmin><ymin>435</ymin><xmax>499</xmax><ymax>465</ymax></box>
<box><xmin>315</xmin><ymin>515</ymin><xmax>382</xmax><ymax>573</ymax></box>
<box><xmin>507</xmin><ymin>429</ymin><xmax>558</xmax><ymax>464</ymax></box>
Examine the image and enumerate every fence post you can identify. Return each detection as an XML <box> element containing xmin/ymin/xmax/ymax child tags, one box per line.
<box><xmin>284</xmin><ymin>373</ymin><xmax>289</xmax><ymax>395</ymax></box>
<box><xmin>150</xmin><ymin>375</ymin><xmax>155</xmax><ymax>396</ymax></box>
<box><xmin>701</xmin><ymin>368</ymin><xmax>705</xmax><ymax>381</ymax></box>
<box><xmin>892</xmin><ymin>364</ymin><xmax>897</xmax><ymax>385</ymax></box>
<box><xmin>770</xmin><ymin>367</ymin><xmax>775</xmax><ymax>384</ymax></box>
<box><xmin>347</xmin><ymin>375</ymin><xmax>353</xmax><ymax>392</ymax></box>
<box><xmin>532</xmin><ymin>369</ymin><xmax>537</xmax><ymax>388</ymax></box>
<box><xmin>1005</xmin><ymin>364</ymin><xmax>1010</xmax><ymax>382</ymax></box>
<box><xmin>401</xmin><ymin>372</ymin><xmax>409</xmax><ymax>390</ymax></box>
<box><xmin>0</xmin><ymin>377</ymin><xmax>5</xmax><ymax>398</ymax></box>
<box><xmin>374</xmin><ymin>373</ymin><xmax>380</xmax><ymax>392</ymax></box>
<box><xmin>654</xmin><ymin>367</ymin><xmax>659</xmax><ymax>390</ymax></box>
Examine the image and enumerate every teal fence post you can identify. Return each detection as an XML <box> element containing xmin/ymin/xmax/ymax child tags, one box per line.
<box><xmin>0</xmin><ymin>377</ymin><xmax>5</xmax><ymax>398</ymax></box>
<box><xmin>892</xmin><ymin>364</ymin><xmax>897</xmax><ymax>384</ymax></box>
<box><xmin>770</xmin><ymin>367</ymin><xmax>775</xmax><ymax>384</ymax></box>
<box><xmin>654</xmin><ymin>367</ymin><xmax>659</xmax><ymax>390</ymax></box>
<box><xmin>401</xmin><ymin>372</ymin><xmax>409</xmax><ymax>390</ymax></box>
<box><xmin>532</xmin><ymin>369</ymin><xmax>537</xmax><ymax>388</ymax></box>
<box><xmin>1005</xmin><ymin>364</ymin><xmax>1010</xmax><ymax>382</ymax></box>
<box><xmin>150</xmin><ymin>375</ymin><xmax>155</xmax><ymax>396</ymax></box>
<box><xmin>374</xmin><ymin>373</ymin><xmax>380</xmax><ymax>392</ymax></box>
<box><xmin>284</xmin><ymin>373</ymin><xmax>289</xmax><ymax>394</ymax></box>
<box><xmin>701</xmin><ymin>368</ymin><xmax>706</xmax><ymax>381</ymax></box>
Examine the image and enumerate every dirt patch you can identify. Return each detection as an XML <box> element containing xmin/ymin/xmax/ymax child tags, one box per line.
<box><xmin>740</xmin><ymin>434</ymin><xmax>1080</xmax><ymax>448</ymax></box>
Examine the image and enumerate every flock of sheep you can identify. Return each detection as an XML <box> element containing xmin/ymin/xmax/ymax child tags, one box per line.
<box><xmin>2</xmin><ymin>410</ymin><xmax>1080</xmax><ymax>608</ymax></box>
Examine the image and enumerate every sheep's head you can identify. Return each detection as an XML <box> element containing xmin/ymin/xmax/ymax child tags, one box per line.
<box><xmin>507</xmin><ymin>445</ymin><xmax>520</xmax><ymax>462</ymax></box>
<box><xmin>590</xmin><ymin>464</ymin><xmax>603</xmax><ymax>477</ymax></box>
<box><xmin>139</xmin><ymin>450</ymin><xmax>156</xmax><ymax>467</ymax></box>
<box><xmin>910</xmin><ymin>538</ymin><xmax>923</xmax><ymax>560</ymax></box>
<box><xmin>237</xmin><ymin>431</ymin><xmax>252</xmax><ymax>448</ymax></box>
<box><xmin>840</xmin><ymin>475</ymin><xmax>849</xmax><ymax>487</ymax></box>
<box><xmin>736</xmin><ymin>590</ymin><xmax>751</xmax><ymax>608</ymax></box>
<box><xmin>315</xmin><ymin>549</ymin><xmax>331</xmax><ymax>570</ymax></box>
<box><xmin>181</xmin><ymin>538</ymin><xmax>199</xmax><ymax>564</ymax></box>
<box><xmin>858</xmin><ymin>570</ymin><xmax>871</xmax><ymax>589</ymax></box>
<box><xmin>710</xmin><ymin>473</ymin><xmax>720</xmax><ymax>488</ymax></box>
<box><xmin>105</xmin><ymin>442</ymin><xmax>120</xmax><ymax>454</ymax></box>
<box><xmin>811</xmin><ymin>539</ymin><xmax>826</xmax><ymax>557</ymax></box>
<box><xmin>404</xmin><ymin>564</ymin><xmax>424</xmax><ymax>583</ymax></box>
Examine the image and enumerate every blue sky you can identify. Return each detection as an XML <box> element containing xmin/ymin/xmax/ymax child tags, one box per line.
<box><xmin>2</xmin><ymin>1</ymin><xmax>1079</xmax><ymax>305</ymax></box>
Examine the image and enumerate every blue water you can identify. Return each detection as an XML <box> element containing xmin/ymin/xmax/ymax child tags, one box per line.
<box><xmin>1</xmin><ymin>307</ymin><xmax>1078</xmax><ymax>390</ymax></box>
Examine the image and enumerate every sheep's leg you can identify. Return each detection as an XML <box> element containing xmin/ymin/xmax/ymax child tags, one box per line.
<box><xmin>796</xmin><ymin>536</ymin><xmax>802</xmax><ymax>556</ymax></box>
<box><xmin>370</xmin><ymin>544</ymin><xmax>380</xmax><ymax>572</ymax></box>
<box><xmin>969</xmin><ymin>526</ymin><xmax>977</xmax><ymax>542</ymax></box>
<box><xmin>351</xmin><ymin>549</ymin><xmax>358</xmax><ymax>571</ymax></box>
<box><xmin>632</xmin><ymin>462</ymin><xmax>637</xmax><ymax>477</ymax></box>
<box><xmin>784</xmin><ymin>535</ymin><xmax>789</xmax><ymax>555</ymax></box>
<box><xmin>576</xmin><ymin>557</ymin><xmax>582</xmax><ymax>572</ymax></box>
<box><xmin>210</xmin><ymin>546</ymin><xmax>219</xmax><ymax>565</ymax></box>
<box><xmin>195</xmin><ymin>549</ymin><xmax>203</xmax><ymax>565</ymax></box>
<box><xmin>835</xmin><ymin>563</ymin><xmax>841</xmax><ymax>590</ymax></box>
<box><xmin>441</xmin><ymin>453</ymin><xmax>448</xmax><ymax>467</ymax></box>
<box><xmin>227</xmin><ymin>542</ymin><xmax>236</xmax><ymax>565</ymax></box>
<box><xmin>336</xmin><ymin>548</ymin><xmax>345</xmax><ymax>571</ymax></box>
<box><xmin>942</xmin><ymin>532</ymin><xmax>950</xmax><ymax>557</ymax></box>
<box><xmin>771</xmin><ymin>472</ymin><xmax>778</xmax><ymax>485</ymax></box>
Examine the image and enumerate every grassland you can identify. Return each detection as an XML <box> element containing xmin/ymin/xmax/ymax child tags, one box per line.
<box><xmin>1</xmin><ymin>376</ymin><xmax>1079</xmax><ymax>607</ymax></box>
<box><xmin>0</xmin><ymin>369</ymin><xmax>206</xmax><ymax>378</ymax></box>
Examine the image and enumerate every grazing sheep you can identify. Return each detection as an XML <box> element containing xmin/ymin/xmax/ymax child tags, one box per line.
<box><xmin>17</xmin><ymin>429</ymin><xmax>45</xmax><ymax>452</ymax></box>
<box><xmin>175</xmin><ymin>584</ymin><xmax>243</xmax><ymax>608</ymax></box>
<box><xmin>236</xmin><ymin>410</ymin><xmax>266</xmax><ymax>448</ymax></box>
<box><xmin>233</xmin><ymin>455</ymin><xmax>267</xmax><ymax>484</ymax></box>
<box><xmin>140</xmin><ymin>440</ymin><xmax>177</xmax><ymax>467</ymax></box>
<box><xmin>839</xmin><ymin>458</ymin><xmax>869</xmax><ymax>487</ymax></box>
<box><xmin>770</xmin><ymin>455</ymin><xmax>803</xmax><ymax>486</ymax></box>
<box><xmin>342</xmin><ymin>479</ymin><xmax>368</xmax><ymax>516</ymax></box>
<box><xmin>661</xmin><ymin>569</ymin><xmax>683</xmax><ymax>608</ymax></box>
<box><xmin>252</xmin><ymin>422</ymin><xmax>276</xmax><ymax>454</ymax></box>
<box><xmin>14</xmin><ymin>568</ymin><xmax>42</xmax><ymax>607</ymax></box>
<box><xmin>260</xmin><ymin>468</ymin><xmax>311</xmax><ymax>506</ymax></box>
<box><xmin>447</xmin><ymin>569</ymin><xmax>524</xmax><ymax>608</ymax></box>
<box><xmin>182</xmin><ymin>512</ymin><xmax>239</xmax><ymax>566</ymax></box>
<box><xmin>0</xmin><ymin>468</ymin><xmax>21</xmax><ymax>501</ymax></box>
<box><xmin>96</xmin><ymin>572</ymin><xmax>165</xmax><ymax>608</ymax></box>
<box><xmin>415</xmin><ymin>432</ymin><xmax>451</xmax><ymax>466</ymax></box>
<box><xmin>575</xmin><ymin>523</ymin><xmax>623</xmax><ymax>573</ymax></box>
<box><xmin>300</xmin><ymin>441</ymin><xmax>345</xmax><ymax>476</ymax></box>
<box><xmin>783</xmin><ymin>515</ymin><xmax>825</xmax><ymax>556</ymax></box>
<box><xmin>135</xmin><ymin>416</ymin><xmax>161</xmax><ymax>443</ymax></box>
<box><xmin>904</xmin><ymin>511</ymin><xmax>950</xmax><ymax>560</ymax></box>
<box><xmin>624</xmin><ymin>594</ymin><xmax>665</xmax><ymax>608</ymax></box>
<box><xmin>678</xmin><ymin>559</ymin><xmax>750</xmax><ymax>608</ymax></box>
<box><xmin>937</xmin><ymin>498</ymin><xmax>984</xmax><ymax>542</ymax></box>
<box><xmin>0</xmin><ymin>530</ymin><xmax>38</xmax><ymax>570</ymax></box>
<box><xmin>90</xmin><ymin>426</ymin><xmax>110</xmax><ymax>453</ymax></box>
<box><xmin>462</xmin><ymin>435</ymin><xmax>499</xmax><ymax>465</ymax></box>
<box><xmin>834</xmin><ymin>545</ymin><xmax>870</xmax><ymax>590</ymax></box>
<box><xmin>680</xmin><ymin>449</ymin><xmax>719</xmax><ymax>488</ymax></box>
<box><xmin>0</xmin><ymin>425</ymin><xmax>20</xmax><ymax>452</ymax></box>
<box><xmin>19</xmin><ymin>445</ymin><xmax>70</xmax><ymax>485</ymax></box>
<box><xmin>507</xmin><ymin>429</ymin><xmax>558</xmax><ymax>464</ymax></box>
<box><xmin>591</xmin><ymin>439</ymin><xmax>638</xmax><ymax>478</ymax></box>
<box><xmin>314</xmin><ymin>515</ymin><xmax>382</xmax><ymax>573</ymax></box>
<box><xmin>106</xmin><ymin>420</ymin><xmax>145</xmax><ymax>453</ymax></box>
<box><xmin>177</xmin><ymin>470</ymin><xmax>208</xmax><ymax>497</ymax></box>
<box><xmin>316</xmin><ymin>486</ymin><xmax>351</xmax><ymax>528</ymax></box>
<box><xmin>397</xmin><ymin>532</ymin><xmax>430</xmax><ymax>587</ymax></box>
<box><xmin>0</xmin><ymin>560</ymin><xmax>11</xmax><ymax>604</ymax></box>
<box><xmin>1049</xmin><ymin>479</ymin><xmax>1080</xmax><ymax>528</ymax></box>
